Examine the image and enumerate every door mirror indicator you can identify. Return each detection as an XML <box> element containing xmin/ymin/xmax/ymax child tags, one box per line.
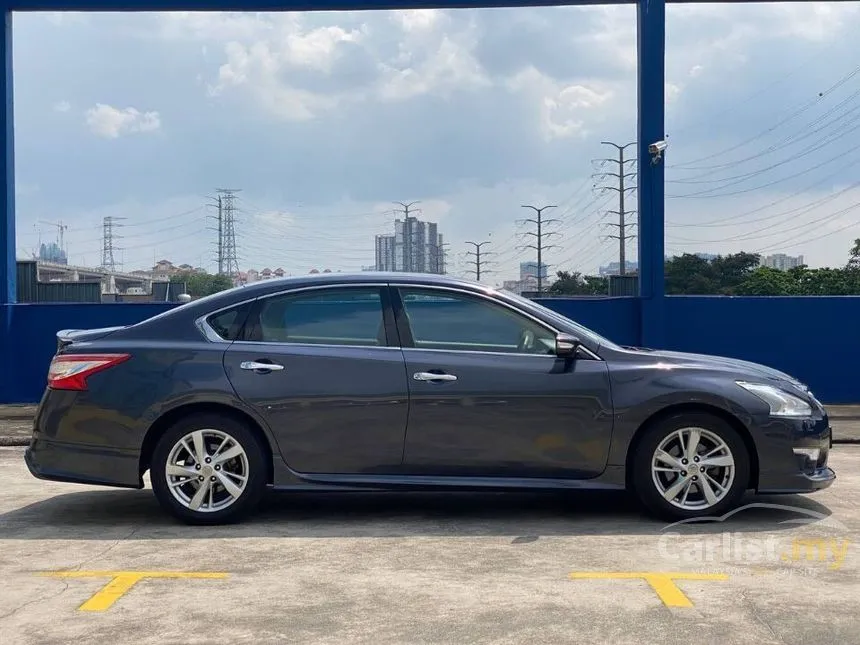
<box><xmin>555</xmin><ymin>333</ymin><xmax>581</xmax><ymax>357</ymax></box>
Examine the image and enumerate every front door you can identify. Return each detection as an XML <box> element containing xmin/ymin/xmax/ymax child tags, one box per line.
<box><xmin>394</xmin><ymin>286</ymin><xmax>613</xmax><ymax>479</ymax></box>
<box><xmin>224</xmin><ymin>285</ymin><xmax>409</xmax><ymax>475</ymax></box>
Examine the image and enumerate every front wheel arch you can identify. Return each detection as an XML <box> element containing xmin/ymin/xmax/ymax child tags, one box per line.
<box><xmin>140</xmin><ymin>402</ymin><xmax>274</xmax><ymax>486</ymax></box>
<box><xmin>624</xmin><ymin>403</ymin><xmax>759</xmax><ymax>492</ymax></box>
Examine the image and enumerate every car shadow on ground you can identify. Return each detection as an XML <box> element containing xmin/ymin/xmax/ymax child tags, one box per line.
<box><xmin>0</xmin><ymin>488</ymin><xmax>837</xmax><ymax>541</ymax></box>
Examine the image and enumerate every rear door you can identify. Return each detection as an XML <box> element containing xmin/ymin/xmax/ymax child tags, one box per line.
<box><xmin>223</xmin><ymin>284</ymin><xmax>409</xmax><ymax>475</ymax></box>
<box><xmin>393</xmin><ymin>285</ymin><xmax>614</xmax><ymax>479</ymax></box>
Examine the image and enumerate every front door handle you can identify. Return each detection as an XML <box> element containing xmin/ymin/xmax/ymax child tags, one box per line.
<box><xmin>240</xmin><ymin>361</ymin><xmax>285</xmax><ymax>372</ymax></box>
<box><xmin>413</xmin><ymin>371</ymin><xmax>457</xmax><ymax>382</ymax></box>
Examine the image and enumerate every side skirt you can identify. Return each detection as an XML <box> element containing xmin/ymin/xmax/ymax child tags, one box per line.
<box><xmin>271</xmin><ymin>462</ymin><xmax>627</xmax><ymax>492</ymax></box>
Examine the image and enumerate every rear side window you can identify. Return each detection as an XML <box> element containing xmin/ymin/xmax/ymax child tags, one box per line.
<box><xmin>206</xmin><ymin>304</ymin><xmax>251</xmax><ymax>341</ymax></box>
<box><xmin>246</xmin><ymin>288</ymin><xmax>386</xmax><ymax>347</ymax></box>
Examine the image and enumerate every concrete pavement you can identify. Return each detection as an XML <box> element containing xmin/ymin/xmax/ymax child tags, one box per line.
<box><xmin>1</xmin><ymin>445</ymin><xmax>858</xmax><ymax>644</ymax></box>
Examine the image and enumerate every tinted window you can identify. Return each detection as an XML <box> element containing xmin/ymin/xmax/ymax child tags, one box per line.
<box><xmin>252</xmin><ymin>288</ymin><xmax>386</xmax><ymax>346</ymax></box>
<box><xmin>207</xmin><ymin>304</ymin><xmax>250</xmax><ymax>341</ymax></box>
<box><xmin>399</xmin><ymin>289</ymin><xmax>555</xmax><ymax>354</ymax></box>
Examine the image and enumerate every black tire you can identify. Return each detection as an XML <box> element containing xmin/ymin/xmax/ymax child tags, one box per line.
<box><xmin>631</xmin><ymin>412</ymin><xmax>751</xmax><ymax>522</ymax></box>
<box><xmin>150</xmin><ymin>413</ymin><xmax>268</xmax><ymax>525</ymax></box>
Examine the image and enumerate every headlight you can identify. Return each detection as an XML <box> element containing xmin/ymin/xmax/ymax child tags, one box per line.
<box><xmin>736</xmin><ymin>381</ymin><xmax>813</xmax><ymax>417</ymax></box>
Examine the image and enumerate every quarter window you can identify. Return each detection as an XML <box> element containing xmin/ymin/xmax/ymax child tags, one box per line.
<box><xmin>206</xmin><ymin>303</ymin><xmax>251</xmax><ymax>341</ymax></box>
<box><xmin>399</xmin><ymin>289</ymin><xmax>556</xmax><ymax>355</ymax></box>
<box><xmin>248</xmin><ymin>288</ymin><xmax>387</xmax><ymax>347</ymax></box>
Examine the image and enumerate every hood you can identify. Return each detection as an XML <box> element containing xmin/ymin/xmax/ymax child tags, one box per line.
<box><xmin>623</xmin><ymin>347</ymin><xmax>804</xmax><ymax>388</ymax></box>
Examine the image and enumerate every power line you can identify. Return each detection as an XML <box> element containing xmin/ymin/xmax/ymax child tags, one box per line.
<box><xmin>670</xmin><ymin>63</ymin><xmax>860</xmax><ymax>169</ymax></box>
<box><xmin>517</xmin><ymin>204</ymin><xmax>560</xmax><ymax>294</ymax></box>
<box><xmin>595</xmin><ymin>141</ymin><xmax>637</xmax><ymax>275</ymax></box>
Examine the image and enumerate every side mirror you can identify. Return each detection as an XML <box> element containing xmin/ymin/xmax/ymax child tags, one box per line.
<box><xmin>555</xmin><ymin>333</ymin><xmax>581</xmax><ymax>357</ymax></box>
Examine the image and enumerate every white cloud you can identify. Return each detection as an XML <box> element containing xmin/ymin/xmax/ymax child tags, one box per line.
<box><xmin>53</xmin><ymin>100</ymin><xmax>71</xmax><ymax>113</ymax></box>
<box><xmin>84</xmin><ymin>103</ymin><xmax>162</xmax><ymax>139</ymax></box>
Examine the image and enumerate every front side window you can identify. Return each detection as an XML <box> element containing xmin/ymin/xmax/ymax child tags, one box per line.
<box><xmin>249</xmin><ymin>288</ymin><xmax>386</xmax><ymax>346</ymax></box>
<box><xmin>399</xmin><ymin>288</ymin><xmax>556</xmax><ymax>355</ymax></box>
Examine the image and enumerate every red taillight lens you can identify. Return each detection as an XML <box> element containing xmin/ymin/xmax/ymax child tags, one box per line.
<box><xmin>47</xmin><ymin>354</ymin><xmax>131</xmax><ymax>391</ymax></box>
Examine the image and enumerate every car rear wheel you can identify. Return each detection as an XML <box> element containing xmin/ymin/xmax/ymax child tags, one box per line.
<box><xmin>631</xmin><ymin>412</ymin><xmax>751</xmax><ymax>522</ymax></box>
<box><xmin>150</xmin><ymin>413</ymin><xmax>268</xmax><ymax>525</ymax></box>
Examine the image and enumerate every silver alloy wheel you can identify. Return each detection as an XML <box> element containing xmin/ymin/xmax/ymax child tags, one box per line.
<box><xmin>165</xmin><ymin>429</ymin><xmax>249</xmax><ymax>513</ymax></box>
<box><xmin>651</xmin><ymin>427</ymin><xmax>736</xmax><ymax>511</ymax></box>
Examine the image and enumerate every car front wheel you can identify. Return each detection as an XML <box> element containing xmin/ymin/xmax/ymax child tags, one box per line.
<box><xmin>150</xmin><ymin>413</ymin><xmax>268</xmax><ymax>525</ymax></box>
<box><xmin>631</xmin><ymin>412</ymin><xmax>751</xmax><ymax>522</ymax></box>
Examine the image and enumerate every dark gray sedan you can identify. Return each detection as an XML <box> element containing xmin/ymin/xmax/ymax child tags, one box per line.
<box><xmin>25</xmin><ymin>273</ymin><xmax>834</xmax><ymax>524</ymax></box>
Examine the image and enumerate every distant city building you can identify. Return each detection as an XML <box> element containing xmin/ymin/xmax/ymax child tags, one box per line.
<box><xmin>761</xmin><ymin>253</ymin><xmax>804</xmax><ymax>271</ymax></box>
<box><xmin>374</xmin><ymin>217</ymin><xmax>445</xmax><ymax>274</ymax></box>
<box><xmin>38</xmin><ymin>242</ymin><xmax>67</xmax><ymax>265</ymax></box>
<box><xmin>598</xmin><ymin>260</ymin><xmax>638</xmax><ymax>276</ymax></box>
<box><xmin>519</xmin><ymin>261</ymin><xmax>548</xmax><ymax>281</ymax></box>
<box><xmin>502</xmin><ymin>276</ymin><xmax>539</xmax><ymax>296</ymax></box>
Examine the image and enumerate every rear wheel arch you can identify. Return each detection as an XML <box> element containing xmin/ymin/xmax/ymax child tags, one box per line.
<box><xmin>140</xmin><ymin>402</ymin><xmax>275</xmax><ymax>485</ymax></box>
<box><xmin>624</xmin><ymin>402</ymin><xmax>760</xmax><ymax>491</ymax></box>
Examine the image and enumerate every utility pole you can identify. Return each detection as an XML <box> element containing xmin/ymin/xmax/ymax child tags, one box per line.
<box><xmin>394</xmin><ymin>201</ymin><xmax>420</xmax><ymax>272</ymax></box>
<box><xmin>595</xmin><ymin>141</ymin><xmax>638</xmax><ymax>275</ymax></box>
<box><xmin>464</xmin><ymin>240</ymin><xmax>492</xmax><ymax>282</ymax></box>
<box><xmin>518</xmin><ymin>204</ymin><xmax>560</xmax><ymax>293</ymax></box>
<box><xmin>429</xmin><ymin>241</ymin><xmax>449</xmax><ymax>275</ymax></box>
<box><xmin>216</xmin><ymin>188</ymin><xmax>241</xmax><ymax>281</ymax></box>
<box><xmin>101</xmin><ymin>216</ymin><xmax>125</xmax><ymax>272</ymax></box>
<box><xmin>216</xmin><ymin>196</ymin><xmax>223</xmax><ymax>275</ymax></box>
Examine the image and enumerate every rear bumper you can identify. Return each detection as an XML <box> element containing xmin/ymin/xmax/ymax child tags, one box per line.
<box><xmin>25</xmin><ymin>435</ymin><xmax>143</xmax><ymax>489</ymax></box>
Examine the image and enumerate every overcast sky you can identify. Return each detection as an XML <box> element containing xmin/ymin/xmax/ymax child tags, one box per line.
<box><xmin>11</xmin><ymin>3</ymin><xmax>860</xmax><ymax>282</ymax></box>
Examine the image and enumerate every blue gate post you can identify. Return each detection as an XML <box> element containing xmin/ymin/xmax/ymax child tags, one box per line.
<box><xmin>0</xmin><ymin>10</ymin><xmax>12</xmax><ymax>306</ymax></box>
<box><xmin>1</xmin><ymin>11</ymin><xmax>14</xmax><ymax>400</ymax></box>
<box><xmin>637</xmin><ymin>0</ymin><xmax>666</xmax><ymax>348</ymax></box>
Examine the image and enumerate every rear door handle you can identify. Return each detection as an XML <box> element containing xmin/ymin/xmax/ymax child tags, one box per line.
<box><xmin>240</xmin><ymin>361</ymin><xmax>285</xmax><ymax>372</ymax></box>
<box><xmin>413</xmin><ymin>371</ymin><xmax>457</xmax><ymax>382</ymax></box>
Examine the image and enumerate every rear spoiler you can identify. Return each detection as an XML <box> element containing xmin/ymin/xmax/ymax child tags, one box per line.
<box><xmin>56</xmin><ymin>326</ymin><xmax>127</xmax><ymax>352</ymax></box>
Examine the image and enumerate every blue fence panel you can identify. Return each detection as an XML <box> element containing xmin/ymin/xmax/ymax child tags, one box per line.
<box><xmin>2</xmin><ymin>303</ymin><xmax>175</xmax><ymax>404</ymax></box>
<box><xmin>3</xmin><ymin>296</ymin><xmax>859</xmax><ymax>404</ymax></box>
<box><xmin>662</xmin><ymin>296</ymin><xmax>860</xmax><ymax>404</ymax></box>
<box><xmin>536</xmin><ymin>297</ymin><xmax>641</xmax><ymax>348</ymax></box>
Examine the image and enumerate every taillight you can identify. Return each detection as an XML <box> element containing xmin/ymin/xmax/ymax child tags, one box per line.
<box><xmin>47</xmin><ymin>354</ymin><xmax>131</xmax><ymax>391</ymax></box>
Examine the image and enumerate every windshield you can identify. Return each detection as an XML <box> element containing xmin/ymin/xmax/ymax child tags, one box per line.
<box><xmin>497</xmin><ymin>289</ymin><xmax>623</xmax><ymax>351</ymax></box>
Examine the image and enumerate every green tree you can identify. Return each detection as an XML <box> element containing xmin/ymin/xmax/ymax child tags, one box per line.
<box><xmin>548</xmin><ymin>271</ymin><xmax>608</xmax><ymax>296</ymax></box>
<box><xmin>735</xmin><ymin>267</ymin><xmax>797</xmax><ymax>295</ymax></box>
<box><xmin>170</xmin><ymin>271</ymin><xmax>234</xmax><ymax>297</ymax></box>
<box><xmin>665</xmin><ymin>254</ymin><xmax>718</xmax><ymax>294</ymax></box>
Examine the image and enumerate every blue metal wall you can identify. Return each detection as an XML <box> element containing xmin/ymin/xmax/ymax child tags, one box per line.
<box><xmin>3</xmin><ymin>296</ymin><xmax>858</xmax><ymax>405</ymax></box>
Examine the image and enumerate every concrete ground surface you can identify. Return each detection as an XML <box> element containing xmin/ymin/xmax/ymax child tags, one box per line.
<box><xmin>0</xmin><ymin>446</ymin><xmax>858</xmax><ymax>644</ymax></box>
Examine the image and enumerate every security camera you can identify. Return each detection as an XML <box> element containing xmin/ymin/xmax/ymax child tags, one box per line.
<box><xmin>648</xmin><ymin>140</ymin><xmax>667</xmax><ymax>154</ymax></box>
<box><xmin>648</xmin><ymin>139</ymin><xmax>668</xmax><ymax>164</ymax></box>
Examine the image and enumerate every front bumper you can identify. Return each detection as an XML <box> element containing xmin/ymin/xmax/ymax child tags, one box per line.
<box><xmin>25</xmin><ymin>435</ymin><xmax>143</xmax><ymax>489</ymax></box>
<box><xmin>755</xmin><ymin>413</ymin><xmax>836</xmax><ymax>494</ymax></box>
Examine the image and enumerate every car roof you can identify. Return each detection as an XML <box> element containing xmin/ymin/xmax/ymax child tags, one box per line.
<box><xmin>136</xmin><ymin>272</ymin><xmax>498</xmax><ymax>328</ymax></box>
<box><xmin>218</xmin><ymin>272</ymin><xmax>493</xmax><ymax>299</ymax></box>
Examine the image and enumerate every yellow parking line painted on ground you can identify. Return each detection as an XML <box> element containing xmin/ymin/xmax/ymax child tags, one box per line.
<box><xmin>568</xmin><ymin>572</ymin><xmax>729</xmax><ymax>608</ymax></box>
<box><xmin>39</xmin><ymin>571</ymin><xmax>229</xmax><ymax>612</ymax></box>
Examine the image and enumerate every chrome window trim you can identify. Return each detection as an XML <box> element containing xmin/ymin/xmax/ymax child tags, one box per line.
<box><xmin>391</xmin><ymin>283</ymin><xmax>604</xmax><ymax>361</ymax></box>
<box><xmin>229</xmin><ymin>340</ymin><xmax>403</xmax><ymax>352</ymax></box>
<box><xmin>196</xmin><ymin>282</ymin><xmax>389</xmax><ymax>346</ymax></box>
